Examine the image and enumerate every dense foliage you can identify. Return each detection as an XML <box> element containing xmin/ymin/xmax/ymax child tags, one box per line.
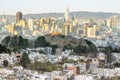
<box><xmin>113</xmin><ymin>62</ymin><xmax>120</xmax><ymax>68</ymax></box>
<box><xmin>27</xmin><ymin>61</ymin><xmax>62</xmax><ymax>72</ymax></box>
<box><xmin>2</xmin><ymin>35</ymin><xmax>28</xmax><ymax>51</ymax></box>
<box><xmin>0</xmin><ymin>44</ymin><xmax>11</xmax><ymax>54</ymax></box>
<box><xmin>2</xmin><ymin>35</ymin><xmax>98</xmax><ymax>56</ymax></box>
<box><xmin>35</xmin><ymin>36</ymin><xmax>51</xmax><ymax>47</ymax></box>
<box><xmin>73</xmin><ymin>40</ymin><xmax>98</xmax><ymax>56</ymax></box>
<box><xmin>3</xmin><ymin>60</ymin><xmax>9</xmax><ymax>67</ymax></box>
<box><xmin>21</xmin><ymin>53</ymin><xmax>30</xmax><ymax>67</ymax></box>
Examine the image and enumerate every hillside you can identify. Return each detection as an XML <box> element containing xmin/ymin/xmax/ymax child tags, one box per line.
<box><xmin>44</xmin><ymin>35</ymin><xmax>83</xmax><ymax>48</ymax></box>
<box><xmin>25</xmin><ymin>11</ymin><xmax>120</xmax><ymax>20</ymax></box>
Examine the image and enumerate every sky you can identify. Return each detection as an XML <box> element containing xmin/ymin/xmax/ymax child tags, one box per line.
<box><xmin>0</xmin><ymin>0</ymin><xmax>120</xmax><ymax>15</ymax></box>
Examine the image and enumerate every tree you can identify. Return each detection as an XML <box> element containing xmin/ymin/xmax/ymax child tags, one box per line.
<box><xmin>34</xmin><ymin>61</ymin><xmax>44</xmax><ymax>70</ymax></box>
<box><xmin>0</xmin><ymin>44</ymin><xmax>11</xmax><ymax>54</ymax></box>
<box><xmin>74</xmin><ymin>45</ymin><xmax>82</xmax><ymax>55</ymax></box>
<box><xmin>102</xmin><ymin>46</ymin><xmax>112</xmax><ymax>63</ymax></box>
<box><xmin>85</xmin><ymin>40</ymin><xmax>92</xmax><ymax>45</ymax></box>
<box><xmin>45</xmin><ymin>42</ymin><xmax>51</xmax><ymax>47</ymax></box>
<box><xmin>51</xmin><ymin>44</ymin><xmax>58</xmax><ymax>54</ymax></box>
<box><xmin>18</xmin><ymin>36</ymin><xmax>28</xmax><ymax>49</ymax></box>
<box><xmin>59</xmin><ymin>34</ymin><xmax>65</xmax><ymax>38</ymax></box>
<box><xmin>113</xmin><ymin>62</ymin><xmax>120</xmax><ymax>68</ymax></box>
<box><xmin>45</xmin><ymin>65</ymin><xmax>53</xmax><ymax>72</ymax></box>
<box><xmin>99</xmin><ymin>61</ymin><xmax>105</xmax><ymax>68</ymax></box>
<box><xmin>2</xmin><ymin>36</ymin><xmax>11</xmax><ymax>46</ymax></box>
<box><xmin>21</xmin><ymin>53</ymin><xmax>30</xmax><ymax>67</ymax></box>
<box><xmin>63</xmin><ymin>44</ymin><xmax>73</xmax><ymax>51</ymax></box>
<box><xmin>88</xmin><ymin>44</ymin><xmax>98</xmax><ymax>53</ymax></box>
<box><xmin>103</xmin><ymin>46</ymin><xmax>112</xmax><ymax>54</ymax></box>
<box><xmin>35</xmin><ymin>36</ymin><xmax>50</xmax><ymax>47</ymax></box>
<box><xmin>3</xmin><ymin>60</ymin><xmax>8</xmax><ymax>67</ymax></box>
<box><xmin>70</xmin><ymin>52</ymin><xmax>76</xmax><ymax>55</ymax></box>
<box><xmin>85</xmin><ymin>40</ymin><xmax>98</xmax><ymax>54</ymax></box>
<box><xmin>113</xmin><ymin>47</ymin><xmax>120</xmax><ymax>53</ymax></box>
<box><xmin>2</xmin><ymin>36</ymin><xmax>29</xmax><ymax>51</ymax></box>
<box><xmin>0</xmin><ymin>44</ymin><xmax>7</xmax><ymax>53</ymax></box>
<box><xmin>74</xmin><ymin>45</ymin><xmax>88</xmax><ymax>55</ymax></box>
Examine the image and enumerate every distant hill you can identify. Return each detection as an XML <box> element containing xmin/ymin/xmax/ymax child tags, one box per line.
<box><xmin>1</xmin><ymin>11</ymin><xmax>120</xmax><ymax>22</ymax></box>
<box><xmin>25</xmin><ymin>11</ymin><xmax>120</xmax><ymax>20</ymax></box>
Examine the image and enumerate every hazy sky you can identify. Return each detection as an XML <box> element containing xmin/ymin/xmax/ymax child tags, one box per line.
<box><xmin>1</xmin><ymin>0</ymin><xmax>120</xmax><ymax>15</ymax></box>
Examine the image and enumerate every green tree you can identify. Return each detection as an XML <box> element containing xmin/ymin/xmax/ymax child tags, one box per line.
<box><xmin>59</xmin><ymin>34</ymin><xmax>65</xmax><ymax>38</ymax></box>
<box><xmin>18</xmin><ymin>36</ymin><xmax>28</xmax><ymax>49</ymax></box>
<box><xmin>45</xmin><ymin>65</ymin><xmax>53</xmax><ymax>72</ymax></box>
<box><xmin>70</xmin><ymin>52</ymin><xmax>76</xmax><ymax>55</ymax></box>
<box><xmin>74</xmin><ymin>45</ymin><xmax>88</xmax><ymax>55</ymax></box>
<box><xmin>51</xmin><ymin>44</ymin><xmax>58</xmax><ymax>54</ymax></box>
<box><xmin>88</xmin><ymin>44</ymin><xmax>98</xmax><ymax>53</ymax></box>
<box><xmin>2</xmin><ymin>36</ymin><xmax>28</xmax><ymax>51</ymax></box>
<box><xmin>21</xmin><ymin>53</ymin><xmax>30</xmax><ymax>67</ymax></box>
<box><xmin>103</xmin><ymin>46</ymin><xmax>112</xmax><ymax>63</ymax></box>
<box><xmin>34</xmin><ymin>61</ymin><xmax>44</xmax><ymax>70</ymax></box>
<box><xmin>2</xmin><ymin>36</ymin><xmax>11</xmax><ymax>46</ymax></box>
<box><xmin>63</xmin><ymin>44</ymin><xmax>73</xmax><ymax>51</ymax></box>
<box><xmin>0</xmin><ymin>44</ymin><xmax>10</xmax><ymax>54</ymax></box>
<box><xmin>74</xmin><ymin>45</ymin><xmax>82</xmax><ymax>55</ymax></box>
<box><xmin>85</xmin><ymin>40</ymin><xmax>92</xmax><ymax>45</ymax></box>
<box><xmin>3</xmin><ymin>60</ymin><xmax>8</xmax><ymax>67</ymax></box>
<box><xmin>35</xmin><ymin>36</ymin><xmax>50</xmax><ymax>47</ymax></box>
<box><xmin>103</xmin><ymin>46</ymin><xmax>112</xmax><ymax>54</ymax></box>
<box><xmin>113</xmin><ymin>47</ymin><xmax>120</xmax><ymax>53</ymax></box>
<box><xmin>113</xmin><ymin>62</ymin><xmax>120</xmax><ymax>68</ymax></box>
<box><xmin>85</xmin><ymin>40</ymin><xmax>98</xmax><ymax>54</ymax></box>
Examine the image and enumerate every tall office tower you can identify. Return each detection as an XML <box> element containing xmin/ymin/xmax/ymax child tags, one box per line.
<box><xmin>107</xmin><ymin>15</ymin><xmax>117</xmax><ymax>29</ymax></box>
<box><xmin>5</xmin><ymin>24</ymin><xmax>14</xmax><ymax>35</ymax></box>
<box><xmin>84</xmin><ymin>23</ymin><xmax>89</xmax><ymax>37</ymax></box>
<box><xmin>87</xmin><ymin>26</ymin><xmax>96</xmax><ymax>38</ymax></box>
<box><xmin>84</xmin><ymin>22</ymin><xmax>96</xmax><ymax>37</ymax></box>
<box><xmin>2</xmin><ymin>15</ymin><xmax>7</xmax><ymax>24</ymax></box>
<box><xmin>64</xmin><ymin>7</ymin><xmax>69</xmax><ymax>22</ymax></box>
<box><xmin>62</xmin><ymin>22</ymin><xmax>72</xmax><ymax>36</ymax></box>
<box><xmin>113</xmin><ymin>16</ymin><xmax>117</xmax><ymax>29</ymax></box>
<box><xmin>2</xmin><ymin>12</ymin><xmax>8</xmax><ymax>24</ymax></box>
<box><xmin>16</xmin><ymin>12</ymin><xmax>22</xmax><ymax>23</ymax></box>
<box><xmin>28</xmin><ymin>18</ymin><xmax>34</xmax><ymax>31</ymax></box>
<box><xmin>42</xmin><ymin>24</ymin><xmax>49</xmax><ymax>32</ymax></box>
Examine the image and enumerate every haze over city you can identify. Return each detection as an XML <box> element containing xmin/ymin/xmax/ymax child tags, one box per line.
<box><xmin>1</xmin><ymin>0</ymin><xmax>120</xmax><ymax>15</ymax></box>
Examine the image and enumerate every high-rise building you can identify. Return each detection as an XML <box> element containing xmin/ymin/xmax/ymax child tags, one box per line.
<box><xmin>62</xmin><ymin>22</ymin><xmax>72</xmax><ymax>36</ymax></box>
<box><xmin>28</xmin><ymin>18</ymin><xmax>34</xmax><ymax>31</ymax></box>
<box><xmin>2</xmin><ymin>14</ymin><xmax>8</xmax><ymax>24</ymax></box>
<box><xmin>113</xmin><ymin>16</ymin><xmax>117</xmax><ymax>28</ymax></box>
<box><xmin>64</xmin><ymin>7</ymin><xmax>69</xmax><ymax>22</ymax></box>
<box><xmin>16</xmin><ymin>12</ymin><xmax>22</xmax><ymax>23</ymax></box>
<box><xmin>84</xmin><ymin>22</ymin><xmax>96</xmax><ymax>37</ymax></box>
<box><xmin>42</xmin><ymin>24</ymin><xmax>49</xmax><ymax>32</ymax></box>
<box><xmin>84</xmin><ymin>23</ymin><xmax>89</xmax><ymax>37</ymax></box>
<box><xmin>106</xmin><ymin>15</ymin><xmax>117</xmax><ymax>29</ymax></box>
<box><xmin>16</xmin><ymin>19</ymin><xmax>26</xmax><ymax>27</ymax></box>
<box><xmin>5</xmin><ymin>24</ymin><xmax>14</xmax><ymax>35</ymax></box>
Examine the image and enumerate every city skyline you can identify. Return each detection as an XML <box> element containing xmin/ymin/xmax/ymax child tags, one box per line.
<box><xmin>1</xmin><ymin>0</ymin><xmax>120</xmax><ymax>15</ymax></box>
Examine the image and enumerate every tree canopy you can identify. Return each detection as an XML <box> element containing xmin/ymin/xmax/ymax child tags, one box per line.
<box><xmin>3</xmin><ymin>60</ymin><xmax>9</xmax><ymax>67</ymax></box>
<box><xmin>0</xmin><ymin>44</ymin><xmax>11</xmax><ymax>54</ymax></box>
<box><xmin>21</xmin><ymin>53</ymin><xmax>30</xmax><ymax>67</ymax></box>
<box><xmin>74</xmin><ymin>40</ymin><xmax>98</xmax><ymax>56</ymax></box>
<box><xmin>35</xmin><ymin>36</ymin><xmax>51</xmax><ymax>47</ymax></box>
<box><xmin>2</xmin><ymin>35</ymin><xmax>28</xmax><ymax>52</ymax></box>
